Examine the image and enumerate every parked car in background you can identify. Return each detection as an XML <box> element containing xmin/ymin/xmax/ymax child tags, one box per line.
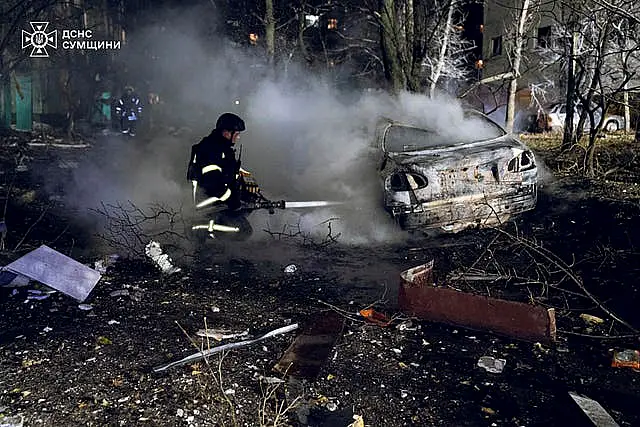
<box><xmin>546</xmin><ymin>103</ymin><xmax>625</xmax><ymax>133</ymax></box>
<box><xmin>374</xmin><ymin>110</ymin><xmax>538</xmax><ymax>233</ymax></box>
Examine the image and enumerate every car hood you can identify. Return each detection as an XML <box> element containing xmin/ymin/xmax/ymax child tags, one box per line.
<box><xmin>384</xmin><ymin>135</ymin><xmax>529</xmax><ymax>166</ymax></box>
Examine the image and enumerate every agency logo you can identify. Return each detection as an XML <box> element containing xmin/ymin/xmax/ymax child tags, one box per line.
<box><xmin>22</xmin><ymin>22</ymin><xmax>58</xmax><ymax>58</ymax></box>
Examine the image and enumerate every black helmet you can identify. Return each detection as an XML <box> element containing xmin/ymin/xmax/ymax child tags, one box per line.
<box><xmin>216</xmin><ymin>113</ymin><xmax>246</xmax><ymax>132</ymax></box>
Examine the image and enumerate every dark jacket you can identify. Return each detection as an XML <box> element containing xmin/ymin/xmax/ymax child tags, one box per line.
<box><xmin>115</xmin><ymin>94</ymin><xmax>143</xmax><ymax>119</ymax></box>
<box><xmin>187</xmin><ymin>129</ymin><xmax>240</xmax><ymax>199</ymax></box>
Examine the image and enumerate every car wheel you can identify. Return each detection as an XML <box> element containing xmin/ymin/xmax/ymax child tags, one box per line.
<box><xmin>605</xmin><ymin>120</ymin><xmax>619</xmax><ymax>132</ymax></box>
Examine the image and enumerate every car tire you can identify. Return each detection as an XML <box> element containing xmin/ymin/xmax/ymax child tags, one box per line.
<box><xmin>605</xmin><ymin>120</ymin><xmax>619</xmax><ymax>133</ymax></box>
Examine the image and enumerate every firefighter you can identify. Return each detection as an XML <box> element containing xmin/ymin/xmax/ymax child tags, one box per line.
<box><xmin>114</xmin><ymin>85</ymin><xmax>143</xmax><ymax>136</ymax></box>
<box><xmin>187</xmin><ymin>113</ymin><xmax>259</xmax><ymax>212</ymax></box>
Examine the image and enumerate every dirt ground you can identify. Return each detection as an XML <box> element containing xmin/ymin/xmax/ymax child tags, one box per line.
<box><xmin>1</xmin><ymin>129</ymin><xmax>640</xmax><ymax>427</ymax></box>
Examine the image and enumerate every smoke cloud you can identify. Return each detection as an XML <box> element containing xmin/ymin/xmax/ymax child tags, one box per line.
<box><xmin>61</xmin><ymin>5</ymin><xmax>522</xmax><ymax>249</ymax></box>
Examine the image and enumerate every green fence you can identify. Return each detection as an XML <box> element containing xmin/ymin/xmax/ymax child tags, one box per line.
<box><xmin>1</xmin><ymin>79</ymin><xmax>10</xmax><ymax>128</ymax></box>
<box><xmin>15</xmin><ymin>75</ymin><xmax>32</xmax><ymax>131</ymax></box>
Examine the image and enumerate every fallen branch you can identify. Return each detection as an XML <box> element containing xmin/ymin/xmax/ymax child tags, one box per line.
<box><xmin>491</xmin><ymin>227</ymin><xmax>638</xmax><ymax>333</ymax></box>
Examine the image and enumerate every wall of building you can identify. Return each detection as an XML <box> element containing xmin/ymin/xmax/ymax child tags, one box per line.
<box><xmin>480</xmin><ymin>0</ymin><xmax>565</xmax><ymax>109</ymax></box>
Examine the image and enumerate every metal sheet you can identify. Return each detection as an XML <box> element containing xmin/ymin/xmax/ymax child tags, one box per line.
<box><xmin>5</xmin><ymin>245</ymin><xmax>101</xmax><ymax>302</ymax></box>
<box><xmin>399</xmin><ymin>261</ymin><xmax>556</xmax><ymax>343</ymax></box>
<box><xmin>569</xmin><ymin>392</ymin><xmax>619</xmax><ymax>427</ymax></box>
<box><xmin>273</xmin><ymin>311</ymin><xmax>345</xmax><ymax>379</ymax></box>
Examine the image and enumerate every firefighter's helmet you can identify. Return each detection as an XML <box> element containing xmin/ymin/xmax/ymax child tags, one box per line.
<box><xmin>216</xmin><ymin>113</ymin><xmax>246</xmax><ymax>132</ymax></box>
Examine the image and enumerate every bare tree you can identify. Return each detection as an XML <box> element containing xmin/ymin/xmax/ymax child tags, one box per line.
<box><xmin>544</xmin><ymin>0</ymin><xmax>640</xmax><ymax>175</ymax></box>
<box><xmin>425</xmin><ymin>0</ymin><xmax>475</xmax><ymax>96</ymax></box>
<box><xmin>265</xmin><ymin>0</ymin><xmax>276</xmax><ymax>66</ymax></box>
<box><xmin>504</xmin><ymin>0</ymin><xmax>540</xmax><ymax>133</ymax></box>
<box><xmin>354</xmin><ymin>0</ymin><xmax>475</xmax><ymax>93</ymax></box>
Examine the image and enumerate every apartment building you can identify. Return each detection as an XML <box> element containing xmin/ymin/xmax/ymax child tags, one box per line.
<box><xmin>477</xmin><ymin>0</ymin><xmax>566</xmax><ymax>112</ymax></box>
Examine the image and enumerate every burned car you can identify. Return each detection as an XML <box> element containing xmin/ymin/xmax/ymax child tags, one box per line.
<box><xmin>375</xmin><ymin>110</ymin><xmax>538</xmax><ymax>233</ymax></box>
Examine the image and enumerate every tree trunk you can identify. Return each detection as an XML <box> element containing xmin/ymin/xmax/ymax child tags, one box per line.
<box><xmin>380</xmin><ymin>0</ymin><xmax>405</xmax><ymax>93</ymax></box>
<box><xmin>297</xmin><ymin>3</ymin><xmax>308</xmax><ymax>62</ymax></box>
<box><xmin>582</xmin><ymin>71</ymin><xmax>603</xmax><ymax>177</ymax></box>
<box><xmin>265</xmin><ymin>0</ymin><xmax>275</xmax><ymax>67</ymax></box>
<box><xmin>505</xmin><ymin>0</ymin><xmax>531</xmax><ymax>133</ymax></box>
<box><xmin>429</xmin><ymin>0</ymin><xmax>455</xmax><ymax>97</ymax></box>
<box><xmin>624</xmin><ymin>83</ymin><xmax>631</xmax><ymax>133</ymax></box>
<box><xmin>562</xmin><ymin>30</ymin><xmax>579</xmax><ymax>150</ymax></box>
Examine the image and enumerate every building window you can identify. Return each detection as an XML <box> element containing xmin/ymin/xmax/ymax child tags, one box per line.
<box><xmin>327</xmin><ymin>18</ymin><xmax>338</xmax><ymax>30</ymax></box>
<box><xmin>491</xmin><ymin>36</ymin><xmax>502</xmax><ymax>56</ymax></box>
<box><xmin>537</xmin><ymin>26</ymin><xmax>552</xmax><ymax>48</ymax></box>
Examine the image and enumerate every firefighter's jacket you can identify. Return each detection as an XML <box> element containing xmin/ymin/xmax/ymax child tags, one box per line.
<box><xmin>187</xmin><ymin>130</ymin><xmax>240</xmax><ymax>204</ymax></box>
<box><xmin>115</xmin><ymin>94</ymin><xmax>143</xmax><ymax>120</ymax></box>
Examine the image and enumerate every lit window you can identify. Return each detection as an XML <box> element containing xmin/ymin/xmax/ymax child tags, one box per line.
<box><xmin>327</xmin><ymin>18</ymin><xmax>338</xmax><ymax>30</ymax></box>
<box><xmin>475</xmin><ymin>59</ymin><xmax>484</xmax><ymax>69</ymax></box>
<box><xmin>249</xmin><ymin>33</ymin><xmax>258</xmax><ymax>45</ymax></box>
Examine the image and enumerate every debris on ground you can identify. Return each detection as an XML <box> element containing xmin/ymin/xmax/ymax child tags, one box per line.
<box><xmin>611</xmin><ymin>349</ymin><xmax>640</xmax><ymax>369</ymax></box>
<box><xmin>359</xmin><ymin>307</ymin><xmax>392</xmax><ymax>327</ymax></box>
<box><xmin>94</xmin><ymin>254</ymin><xmax>120</xmax><ymax>274</ymax></box>
<box><xmin>0</xmin><ymin>414</ymin><xmax>24</xmax><ymax>427</ymax></box>
<box><xmin>284</xmin><ymin>264</ymin><xmax>298</xmax><ymax>274</ymax></box>
<box><xmin>349</xmin><ymin>415</ymin><xmax>365</xmax><ymax>427</ymax></box>
<box><xmin>195</xmin><ymin>328</ymin><xmax>249</xmax><ymax>341</ymax></box>
<box><xmin>154</xmin><ymin>323</ymin><xmax>298</xmax><ymax>372</ymax></box>
<box><xmin>399</xmin><ymin>260</ymin><xmax>556</xmax><ymax>343</ymax></box>
<box><xmin>109</xmin><ymin>289</ymin><xmax>129</xmax><ymax>298</ymax></box>
<box><xmin>569</xmin><ymin>392</ymin><xmax>620</xmax><ymax>426</ymax></box>
<box><xmin>274</xmin><ymin>311</ymin><xmax>344</xmax><ymax>379</ymax></box>
<box><xmin>144</xmin><ymin>241</ymin><xmax>181</xmax><ymax>275</ymax></box>
<box><xmin>580</xmin><ymin>313</ymin><xmax>605</xmax><ymax>325</ymax></box>
<box><xmin>477</xmin><ymin>356</ymin><xmax>506</xmax><ymax>374</ymax></box>
<box><xmin>3</xmin><ymin>245</ymin><xmax>101</xmax><ymax>302</ymax></box>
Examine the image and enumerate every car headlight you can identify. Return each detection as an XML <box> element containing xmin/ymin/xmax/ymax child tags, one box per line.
<box><xmin>388</xmin><ymin>172</ymin><xmax>428</xmax><ymax>191</ymax></box>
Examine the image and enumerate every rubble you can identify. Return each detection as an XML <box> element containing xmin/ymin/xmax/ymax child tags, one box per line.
<box><xmin>611</xmin><ymin>350</ymin><xmax>640</xmax><ymax>369</ymax></box>
<box><xmin>144</xmin><ymin>241</ymin><xmax>181</xmax><ymax>275</ymax></box>
<box><xmin>477</xmin><ymin>356</ymin><xmax>506</xmax><ymax>374</ymax></box>
<box><xmin>284</xmin><ymin>264</ymin><xmax>298</xmax><ymax>274</ymax></box>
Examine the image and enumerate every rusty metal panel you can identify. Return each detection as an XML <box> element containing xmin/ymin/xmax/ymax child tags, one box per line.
<box><xmin>399</xmin><ymin>262</ymin><xmax>556</xmax><ymax>344</ymax></box>
<box><xmin>273</xmin><ymin>311</ymin><xmax>344</xmax><ymax>379</ymax></box>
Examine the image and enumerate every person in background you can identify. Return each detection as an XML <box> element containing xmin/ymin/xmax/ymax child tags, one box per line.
<box><xmin>114</xmin><ymin>85</ymin><xmax>143</xmax><ymax>136</ymax></box>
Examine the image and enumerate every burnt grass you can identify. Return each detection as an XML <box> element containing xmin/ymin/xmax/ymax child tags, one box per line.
<box><xmin>1</xmin><ymin>131</ymin><xmax>640</xmax><ymax>426</ymax></box>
